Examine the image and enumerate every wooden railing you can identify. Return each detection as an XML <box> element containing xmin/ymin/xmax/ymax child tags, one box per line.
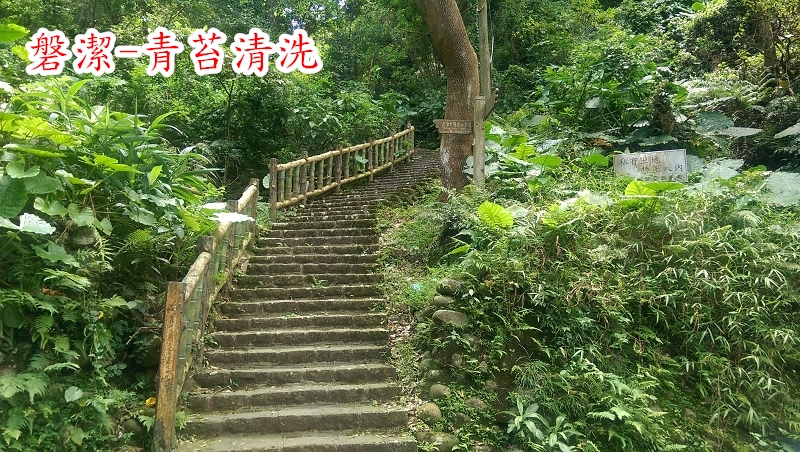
<box><xmin>152</xmin><ymin>125</ymin><xmax>415</xmax><ymax>451</ymax></box>
<box><xmin>268</xmin><ymin>125</ymin><xmax>415</xmax><ymax>221</ymax></box>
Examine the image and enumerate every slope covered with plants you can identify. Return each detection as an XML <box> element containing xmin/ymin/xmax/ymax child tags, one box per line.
<box><xmin>379</xmin><ymin>124</ymin><xmax>800</xmax><ymax>451</ymax></box>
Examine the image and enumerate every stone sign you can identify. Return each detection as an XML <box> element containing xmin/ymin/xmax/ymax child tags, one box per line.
<box><xmin>433</xmin><ymin>119</ymin><xmax>473</xmax><ymax>135</ymax></box>
<box><xmin>613</xmin><ymin>149</ymin><xmax>688</xmax><ymax>181</ymax></box>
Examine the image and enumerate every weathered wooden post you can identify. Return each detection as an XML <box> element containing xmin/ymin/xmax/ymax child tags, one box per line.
<box><xmin>368</xmin><ymin>141</ymin><xmax>375</xmax><ymax>182</ymax></box>
<box><xmin>299</xmin><ymin>151</ymin><xmax>308</xmax><ymax>206</ymax></box>
<box><xmin>473</xmin><ymin>96</ymin><xmax>486</xmax><ymax>187</ymax></box>
<box><xmin>153</xmin><ymin>281</ymin><xmax>185</xmax><ymax>452</ymax></box>
<box><xmin>269</xmin><ymin>158</ymin><xmax>278</xmax><ymax>222</ymax></box>
<box><xmin>334</xmin><ymin>147</ymin><xmax>343</xmax><ymax>191</ymax></box>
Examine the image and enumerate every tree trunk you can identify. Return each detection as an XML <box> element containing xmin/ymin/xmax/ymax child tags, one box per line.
<box><xmin>415</xmin><ymin>0</ymin><xmax>480</xmax><ymax>197</ymax></box>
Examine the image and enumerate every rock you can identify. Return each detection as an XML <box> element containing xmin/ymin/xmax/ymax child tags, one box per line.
<box><xmin>418</xmin><ymin>402</ymin><xmax>443</xmax><ymax>425</ymax></box>
<box><xmin>478</xmin><ymin>361</ymin><xmax>488</xmax><ymax>373</ymax></box>
<box><xmin>433</xmin><ymin>295</ymin><xmax>454</xmax><ymax>307</ymax></box>
<box><xmin>432</xmin><ymin>310</ymin><xmax>468</xmax><ymax>327</ymax></box>
<box><xmin>465</xmin><ymin>397</ymin><xmax>489</xmax><ymax>410</ymax></box>
<box><xmin>420</xmin><ymin>358</ymin><xmax>436</xmax><ymax>371</ymax></box>
<box><xmin>682</xmin><ymin>407</ymin><xmax>697</xmax><ymax>421</ymax></box>
<box><xmin>454</xmin><ymin>372</ymin><xmax>467</xmax><ymax>383</ymax></box>
<box><xmin>452</xmin><ymin>412</ymin><xmax>472</xmax><ymax>427</ymax></box>
<box><xmin>484</xmin><ymin>379</ymin><xmax>498</xmax><ymax>392</ymax></box>
<box><xmin>451</xmin><ymin>354</ymin><xmax>463</xmax><ymax>368</ymax></box>
<box><xmin>70</xmin><ymin>226</ymin><xmax>98</xmax><ymax>246</ymax></box>
<box><xmin>473</xmin><ymin>445</ymin><xmax>492</xmax><ymax>452</ymax></box>
<box><xmin>429</xmin><ymin>384</ymin><xmax>451</xmax><ymax>399</ymax></box>
<box><xmin>463</xmin><ymin>334</ymin><xmax>480</xmax><ymax>350</ymax></box>
<box><xmin>123</xmin><ymin>418</ymin><xmax>146</xmax><ymax>439</ymax></box>
<box><xmin>425</xmin><ymin>369</ymin><xmax>447</xmax><ymax>383</ymax></box>
<box><xmin>418</xmin><ymin>431</ymin><xmax>459</xmax><ymax>452</ymax></box>
<box><xmin>436</xmin><ymin>278</ymin><xmax>463</xmax><ymax>296</ymax></box>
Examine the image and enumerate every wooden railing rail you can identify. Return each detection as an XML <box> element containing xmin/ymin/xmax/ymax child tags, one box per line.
<box><xmin>153</xmin><ymin>178</ymin><xmax>259</xmax><ymax>452</ymax></box>
<box><xmin>268</xmin><ymin>125</ymin><xmax>415</xmax><ymax>221</ymax></box>
<box><xmin>153</xmin><ymin>125</ymin><xmax>415</xmax><ymax>451</ymax></box>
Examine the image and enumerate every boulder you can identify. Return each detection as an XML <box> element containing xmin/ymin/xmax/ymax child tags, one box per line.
<box><xmin>429</xmin><ymin>384</ymin><xmax>451</xmax><ymax>399</ymax></box>
<box><xmin>432</xmin><ymin>310</ymin><xmax>468</xmax><ymax>328</ymax></box>
<box><xmin>417</xmin><ymin>431</ymin><xmax>459</xmax><ymax>452</ymax></box>
<box><xmin>417</xmin><ymin>402</ymin><xmax>443</xmax><ymax>425</ymax></box>
<box><xmin>436</xmin><ymin>278</ymin><xmax>463</xmax><ymax>296</ymax></box>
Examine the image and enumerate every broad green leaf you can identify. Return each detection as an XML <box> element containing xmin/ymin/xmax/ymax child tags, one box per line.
<box><xmin>638</xmin><ymin>135</ymin><xmax>677</xmax><ymax>146</ymax></box>
<box><xmin>764</xmin><ymin>171</ymin><xmax>800</xmax><ymax>206</ymax></box>
<box><xmin>0</xmin><ymin>24</ymin><xmax>28</xmax><ymax>43</ymax></box>
<box><xmin>0</xmin><ymin>216</ymin><xmax>16</xmax><ymax>230</ymax></box>
<box><xmin>686</xmin><ymin>154</ymin><xmax>705</xmax><ymax>173</ymax></box>
<box><xmin>715</xmin><ymin>127</ymin><xmax>762</xmax><ymax>137</ymax></box>
<box><xmin>55</xmin><ymin>170</ymin><xmax>93</xmax><ymax>185</ymax></box>
<box><xmin>48</xmin><ymin>132</ymin><xmax>80</xmax><ymax>146</ymax></box>
<box><xmin>67</xmin><ymin>426</ymin><xmax>85</xmax><ymax>446</ymax></box>
<box><xmin>694</xmin><ymin>112</ymin><xmax>733</xmax><ymax>134</ymax></box>
<box><xmin>0</xmin><ymin>175</ymin><xmax>28</xmax><ymax>218</ymax></box>
<box><xmin>691</xmin><ymin>1</ymin><xmax>706</xmax><ymax>11</ymax></box>
<box><xmin>624</xmin><ymin>180</ymin><xmax>656</xmax><ymax>196</ymax></box>
<box><xmin>6</xmin><ymin>163</ymin><xmax>39</xmax><ymax>178</ymax></box>
<box><xmin>95</xmin><ymin>217</ymin><xmax>113</xmax><ymax>235</ymax></box>
<box><xmin>262</xmin><ymin>174</ymin><xmax>271</xmax><ymax>189</ymax></box>
<box><xmin>703</xmin><ymin>159</ymin><xmax>742</xmax><ymax>180</ymax></box>
<box><xmin>34</xmin><ymin>197</ymin><xmax>68</xmax><ymax>216</ymax></box>
<box><xmin>643</xmin><ymin>181</ymin><xmax>685</xmax><ymax>192</ymax></box>
<box><xmin>774</xmin><ymin>123</ymin><xmax>800</xmax><ymax>139</ymax></box>
<box><xmin>148</xmin><ymin>165</ymin><xmax>162</xmax><ymax>187</ymax></box>
<box><xmin>3</xmin><ymin>143</ymin><xmax>65</xmax><ymax>158</ymax></box>
<box><xmin>33</xmin><ymin>242</ymin><xmax>78</xmax><ymax>266</ymax></box>
<box><xmin>477</xmin><ymin>201</ymin><xmax>514</xmax><ymax>228</ymax></box>
<box><xmin>128</xmin><ymin>205</ymin><xmax>157</xmax><ymax>226</ymax></box>
<box><xmin>502</xmin><ymin>133</ymin><xmax>528</xmax><ymax>149</ymax></box>
<box><xmin>65</xmin><ymin>386</ymin><xmax>84</xmax><ymax>402</ymax></box>
<box><xmin>24</xmin><ymin>175</ymin><xmax>61</xmax><ymax>194</ymax></box>
<box><xmin>530</xmin><ymin>155</ymin><xmax>563</xmax><ymax>168</ymax></box>
<box><xmin>510</xmin><ymin>144</ymin><xmax>536</xmax><ymax>160</ymax></box>
<box><xmin>582</xmin><ymin>153</ymin><xmax>610</xmax><ymax>167</ymax></box>
<box><xmin>18</xmin><ymin>213</ymin><xmax>56</xmax><ymax>234</ymax></box>
<box><xmin>67</xmin><ymin>204</ymin><xmax>95</xmax><ymax>226</ymax></box>
<box><xmin>0</xmin><ymin>112</ymin><xmax>20</xmax><ymax>132</ymax></box>
<box><xmin>11</xmin><ymin>44</ymin><xmax>27</xmax><ymax>62</ymax></box>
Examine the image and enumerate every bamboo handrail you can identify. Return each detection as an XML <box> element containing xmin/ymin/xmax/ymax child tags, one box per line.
<box><xmin>153</xmin><ymin>125</ymin><xmax>415</xmax><ymax>452</ymax></box>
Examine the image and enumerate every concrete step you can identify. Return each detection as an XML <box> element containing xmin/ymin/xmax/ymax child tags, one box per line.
<box><xmin>205</xmin><ymin>344</ymin><xmax>388</xmax><ymax>366</ymax></box>
<box><xmin>210</xmin><ymin>327</ymin><xmax>388</xmax><ymax>348</ymax></box>
<box><xmin>252</xmin><ymin>244</ymin><xmax>379</xmax><ymax>256</ymax></box>
<box><xmin>258</xmin><ymin>236</ymin><xmax>378</xmax><ymax>247</ymax></box>
<box><xmin>187</xmin><ymin>382</ymin><xmax>401</xmax><ymax>412</ymax></box>
<box><xmin>230</xmin><ymin>285</ymin><xmax>380</xmax><ymax>300</ymax></box>
<box><xmin>269</xmin><ymin>219</ymin><xmax>375</xmax><ymax>230</ymax></box>
<box><xmin>265</xmin><ymin>227</ymin><xmax>375</xmax><ymax>239</ymax></box>
<box><xmin>242</xmin><ymin>262</ymin><xmax>376</xmax><ymax>275</ymax></box>
<box><xmin>233</xmin><ymin>273</ymin><xmax>379</xmax><ymax>288</ymax></box>
<box><xmin>194</xmin><ymin>362</ymin><xmax>396</xmax><ymax>389</ymax></box>
<box><xmin>214</xmin><ymin>312</ymin><xmax>385</xmax><ymax>331</ymax></box>
<box><xmin>247</xmin><ymin>254</ymin><xmax>378</xmax><ymax>265</ymax></box>
<box><xmin>218</xmin><ymin>298</ymin><xmax>382</xmax><ymax>316</ymax></box>
<box><xmin>282</xmin><ymin>211</ymin><xmax>376</xmax><ymax>222</ymax></box>
<box><xmin>184</xmin><ymin>404</ymin><xmax>409</xmax><ymax>437</ymax></box>
<box><xmin>175</xmin><ymin>431</ymin><xmax>416</xmax><ymax>452</ymax></box>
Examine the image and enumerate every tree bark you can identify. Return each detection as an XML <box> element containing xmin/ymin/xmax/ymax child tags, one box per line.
<box><xmin>415</xmin><ymin>0</ymin><xmax>480</xmax><ymax>197</ymax></box>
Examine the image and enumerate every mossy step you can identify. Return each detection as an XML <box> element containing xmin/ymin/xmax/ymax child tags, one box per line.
<box><xmin>230</xmin><ymin>284</ymin><xmax>380</xmax><ymax>300</ymax></box>
<box><xmin>265</xmin><ymin>227</ymin><xmax>375</xmax><ymax>239</ymax></box>
<box><xmin>204</xmin><ymin>343</ymin><xmax>388</xmax><ymax>366</ymax></box>
<box><xmin>187</xmin><ymin>382</ymin><xmax>401</xmax><ymax>412</ymax></box>
<box><xmin>233</xmin><ymin>273</ymin><xmax>379</xmax><ymax>288</ymax></box>
<box><xmin>218</xmin><ymin>298</ymin><xmax>382</xmax><ymax>316</ymax></box>
<box><xmin>183</xmin><ymin>404</ymin><xmax>409</xmax><ymax>437</ymax></box>
<box><xmin>253</xmin><ymin>243</ymin><xmax>379</xmax><ymax>255</ymax></box>
<box><xmin>210</xmin><ymin>327</ymin><xmax>388</xmax><ymax>348</ymax></box>
<box><xmin>175</xmin><ymin>431</ymin><xmax>415</xmax><ymax>452</ymax></box>
<box><xmin>213</xmin><ymin>312</ymin><xmax>385</xmax><ymax>331</ymax></box>
<box><xmin>269</xmin><ymin>219</ymin><xmax>374</xmax><ymax>230</ymax></box>
<box><xmin>242</xmin><ymin>262</ymin><xmax>376</xmax><ymax>275</ymax></box>
<box><xmin>258</xmin><ymin>235</ymin><xmax>378</xmax><ymax>247</ymax></box>
<box><xmin>194</xmin><ymin>362</ymin><xmax>396</xmax><ymax>389</ymax></box>
<box><xmin>247</xmin><ymin>254</ymin><xmax>378</xmax><ymax>265</ymax></box>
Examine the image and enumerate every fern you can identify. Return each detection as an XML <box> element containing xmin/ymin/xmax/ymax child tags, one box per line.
<box><xmin>32</xmin><ymin>315</ymin><xmax>54</xmax><ymax>348</ymax></box>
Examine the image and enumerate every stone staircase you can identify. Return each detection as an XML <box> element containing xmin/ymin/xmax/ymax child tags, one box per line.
<box><xmin>175</xmin><ymin>150</ymin><xmax>441</xmax><ymax>451</ymax></box>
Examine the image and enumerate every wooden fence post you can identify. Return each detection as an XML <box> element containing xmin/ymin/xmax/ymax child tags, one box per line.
<box><xmin>334</xmin><ymin>147</ymin><xmax>343</xmax><ymax>191</ymax></box>
<box><xmin>153</xmin><ymin>281</ymin><xmax>186</xmax><ymax>452</ymax></box>
<box><xmin>269</xmin><ymin>158</ymin><xmax>278</xmax><ymax>222</ymax></box>
<box><xmin>299</xmin><ymin>151</ymin><xmax>308</xmax><ymax>206</ymax></box>
<box><xmin>368</xmin><ymin>142</ymin><xmax>374</xmax><ymax>182</ymax></box>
